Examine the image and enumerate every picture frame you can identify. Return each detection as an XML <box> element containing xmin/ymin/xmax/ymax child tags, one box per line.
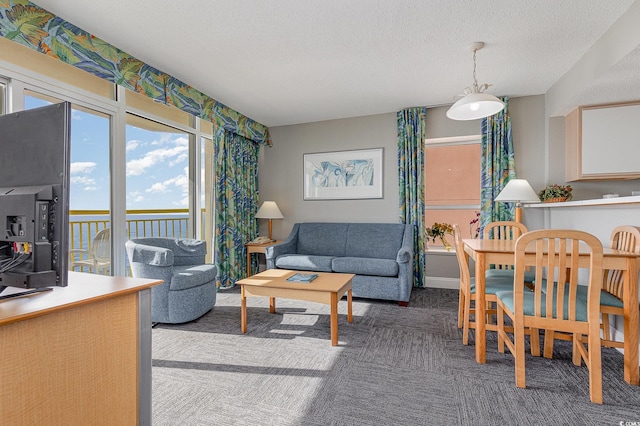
<box><xmin>303</xmin><ymin>148</ymin><xmax>383</xmax><ymax>200</ymax></box>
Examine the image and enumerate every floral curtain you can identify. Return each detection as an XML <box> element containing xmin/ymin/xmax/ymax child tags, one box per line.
<box><xmin>214</xmin><ymin>129</ymin><xmax>260</xmax><ymax>288</ymax></box>
<box><xmin>397</xmin><ymin>107</ymin><xmax>427</xmax><ymax>288</ymax></box>
<box><xmin>0</xmin><ymin>0</ymin><xmax>270</xmax><ymax>145</ymax></box>
<box><xmin>479</xmin><ymin>97</ymin><xmax>516</xmax><ymax>234</ymax></box>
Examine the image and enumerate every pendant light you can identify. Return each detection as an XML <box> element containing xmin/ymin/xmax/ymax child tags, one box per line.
<box><xmin>446</xmin><ymin>42</ymin><xmax>505</xmax><ymax>121</ymax></box>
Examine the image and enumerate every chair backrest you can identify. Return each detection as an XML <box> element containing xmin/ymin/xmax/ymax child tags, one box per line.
<box><xmin>90</xmin><ymin>228</ymin><xmax>111</xmax><ymax>263</ymax></box>
<box><xmin>484</xmin><ymin>221</ymin><xmax>528</xmax><ymax>270</ymax></box>
<box><xmin>605</xmin><ymin>225</ymin><xmax>640</xmax><ymax>299</ymax></box>
<box><xmin>514</xmin><ymin>229</ymin><xmax>603</xmax><ymax>323</ymax></box>
<box><xmin>452</xmin><ymin>224</ymin><xmax>471</xmax><ymax>291</ymax></box>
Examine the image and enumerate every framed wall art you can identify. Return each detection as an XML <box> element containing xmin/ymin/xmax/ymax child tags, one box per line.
<box><xmin>303</xmin><ymin>148</ymin><xmax>383</xmax><ymax>200</ymax></box>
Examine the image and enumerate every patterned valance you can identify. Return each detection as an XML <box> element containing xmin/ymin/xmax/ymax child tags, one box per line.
<box><xmin>0</xmin><ymin>0</ymin><xmax>271</xmax><ymax>145</ymax></box>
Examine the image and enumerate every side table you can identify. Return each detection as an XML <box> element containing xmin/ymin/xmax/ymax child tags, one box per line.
<box><xmin>245</xmin><ymin>240</ymin><xmax>281</xmax><ymax>276</ymax></box>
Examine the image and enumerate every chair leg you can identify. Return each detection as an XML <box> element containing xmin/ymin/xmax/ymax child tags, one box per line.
<box><xmin>514</xmin><ymin>321</ymin><xmax>527</xmax><ymax>388</ymax></box>
<box><xmin>601</xmin><ymin>313</ymin><xmax>611</xmax><ymax>341</ymax></box>
<box><xmin>572</xmin><ymin>333</ymin><xmax>583</xmax><ymax>366</ymax></box>
<box><xmin>530</xmin><ymin>328</ymin><xmax>540</xmax><ymax>357</ymax></box>
<box><xmin>497</xmin><ymin>302</ymin><xmax>505</xmax><ymax>353</ymax></box>
<box><xmin>457</xmin><ymin>289</ymin><xmax>464</xmax><ymax>329</ymax></box>
<box><xmin>587</xmin><ymin>328</ymin><xmax>603</xmax><ymax>404</ymax></box>
<box><xmin>543</xmin><ymin>330</ymin><xmax>555</xmax><ymax>358</ymax></box>
<box><xmin>462</xmin><ymin>293</ymin><xmax>471</xmax><ymax>345</ymax></box>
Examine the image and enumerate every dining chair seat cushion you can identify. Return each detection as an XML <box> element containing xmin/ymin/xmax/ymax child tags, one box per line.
<box><xmin>470</xmin><ymin>276</ymin><xmax>514</xmax><ymax>295</ymax></box>
<box><xmin>495</xmin><ymin>289</ymin><xmax>588</xmax><ymax>322</ymax></box>
<box><xmin>537</xmin><ymin>279</ymin><xmax>623</xmax><ymax>309</ymax></box>
<box><xmin>578</xmin><ymin>287</ymin><xmax>623</xmax><ymax>308</ymax></box>
<box><xmin>485</xmin><ymin>269</ymin><xmax>536</xmax><ymax>283</ymax></box>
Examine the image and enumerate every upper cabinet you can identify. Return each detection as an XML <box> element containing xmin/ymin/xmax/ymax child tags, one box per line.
<box><xmin>566</xmin><ymin>101</ymin><xmax>640</xmax><ymax>181</ymax></box>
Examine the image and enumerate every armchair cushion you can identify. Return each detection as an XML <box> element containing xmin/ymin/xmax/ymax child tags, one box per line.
<box><xmin>171</xmin><ymin>264</ymin><xmax>218</xmax><ymax>291</ymax></box>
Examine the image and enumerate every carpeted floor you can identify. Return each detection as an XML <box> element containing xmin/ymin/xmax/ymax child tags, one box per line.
<box><xmin>151</xmin><ymin>287</ymin><xmax>640</xmax><ymax>425</ymax></box>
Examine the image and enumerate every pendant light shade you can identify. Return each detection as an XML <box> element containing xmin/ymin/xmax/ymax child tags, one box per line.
<box><xmin>446</xmin><ymin>42</ymin><xmax>505</xmax><ymax>121</ymax></box>
<box><xmin>446</xmin><ymin>92</ymin><xmax>505</xmax><ymax>121</ymax></box>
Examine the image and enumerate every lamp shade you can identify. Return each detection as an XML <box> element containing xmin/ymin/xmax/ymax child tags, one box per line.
<box><xmin>255</xmin><ymin>201</ymin><xmax>284</xmax><ymax>219</ymax></box>
<box><xmin>446</xmin><ymin>92</ymin><xmax>505</xmax><ymax>121</ymax></box>
<box><xmin>494</xmin><ymin>179</ymin><xmax>540</xmax><ymax>203</ymax></box>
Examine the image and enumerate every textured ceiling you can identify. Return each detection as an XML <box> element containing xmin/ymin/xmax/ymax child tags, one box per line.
<box><xmin>31</xmin><ymin>0</ymin><xmax>639</xmax><ymax>127</ymax></box>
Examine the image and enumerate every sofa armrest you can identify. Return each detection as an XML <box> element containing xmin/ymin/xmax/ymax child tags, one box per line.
<box><xmin>396</xmin><ymin>247</ymin><xmax>412</xmax><ymax>264</ymax></box>
<box><xmin>265</xmin><ymin>224</ymin><xmax>299</xmax><ymax>269</ymax></box>
<box><xmin>397</xmin><ymin>224</ymin><xmax>414</xmax><ymax>263</ymax></box>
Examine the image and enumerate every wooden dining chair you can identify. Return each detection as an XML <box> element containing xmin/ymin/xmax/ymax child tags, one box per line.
<box><xmin>599</xmin><ymin>225</ymin><xmax>640</xmax><ymax>347</ymax></box>
<box><xmin>453</xmin><ymin>224</ymin><xmax>517</xmax><ymax>345</ymax></box>
<box><xmin>495</xmin><ymin>229</ymin><xmax>604</xmax><ymax>404</ymax></box>
<box><xmin>483</xmin><ymin>221</ymin><xmax>535</xmax><ymax>283</ymax></box>
<box><xmin>542</xmin><ymin>225</ymin><xmax>640</xmax><ymax>356</ymax></box>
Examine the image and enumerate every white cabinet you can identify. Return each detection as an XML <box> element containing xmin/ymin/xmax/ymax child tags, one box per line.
<box><xmin>566</xmin><ymin>101</ymin><xmax>640</xmax><ymax>181</ymax></box>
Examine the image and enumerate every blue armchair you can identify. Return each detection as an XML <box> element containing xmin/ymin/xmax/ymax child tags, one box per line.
<box><xmin>125</xmin><ymin>238</ymin><xmax>217</xmax><ymax>324</ymax></box>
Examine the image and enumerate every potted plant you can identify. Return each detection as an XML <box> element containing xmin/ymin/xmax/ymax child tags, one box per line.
<box><xmin>426</xmin><ymin>222</ymin><xmax>454</xmax><ymax>251</ymax></box>
<box><xmin>538</xmin><ymin>184</ymin><xmax>573</xmax><ymax>203</ymax></box>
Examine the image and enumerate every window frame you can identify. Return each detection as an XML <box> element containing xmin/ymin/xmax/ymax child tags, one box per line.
<box><xmin>424</xmin><ymin>134</ymin><xmax>482</xmax><ymax>249</ymax></box>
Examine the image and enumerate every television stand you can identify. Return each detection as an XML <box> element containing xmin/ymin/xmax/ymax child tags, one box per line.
<box><xmin>0</xmin><ymin>286</ymin><xmax>52</xmax><ymax>300</ymax></box>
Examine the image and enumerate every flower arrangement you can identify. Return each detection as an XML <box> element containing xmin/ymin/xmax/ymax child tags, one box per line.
<box><xmin>538</xmin><ymin>184</ymin><xmax>573</xmax><ymax>202</ymax></box>
<box><xmin>426</xmin><ymin>222</ymin><xmax>454</xmax><ymax>250</ymax></box>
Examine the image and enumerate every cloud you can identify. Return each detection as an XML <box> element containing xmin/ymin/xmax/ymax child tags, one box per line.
<box><xmin>174</xmin><ymin>195</ymin><xmax>189</xmax><ymax>207</ymax></box>
<box><xmin>127</xmin><ymin>191</ymin><xmax>145</xmax><ymax>203</ymax></box>
<box><xmin>70</xmin><ymin>162</ymin><xmax>97</xmax><ymax>191</ymax></box>
<box><xmin>126</xmin><ymin>139</ymin><xmax>188</xmax><ymax>176</ymax></box>
<box><xmin>70</xmin><ymin>175</ymin><xmax>96</xmax><ymax>186</ymax></box>
<box><xmin>144</xmin><ymin>169</ymin><xmax>189</xmax><ymax>207</ymax></box>
<box><xmin>126</xmin><ymin>140</ymin><xmax>140</xmax><ymax>151</ymax></box>
<box><xmin>145</xmin><ymin>173</ymin><xmax>188</xmax><ymax>194</ymax></box>
<box><xmin>70</xmin><ymin>161</ymin><xmax>96</xmax><ymax>174</ymax></box>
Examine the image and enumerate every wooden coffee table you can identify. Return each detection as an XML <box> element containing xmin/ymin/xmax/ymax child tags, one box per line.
<box><xmin>236</xmin><ymin>269</ymin><xmax>354</xmax><ymax>346</ymax></box>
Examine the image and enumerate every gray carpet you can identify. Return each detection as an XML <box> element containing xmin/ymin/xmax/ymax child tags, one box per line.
<box><xmin>152</xmin><ymin>287</ymin><xmax>640</xmax><ymax>425</ymax></box>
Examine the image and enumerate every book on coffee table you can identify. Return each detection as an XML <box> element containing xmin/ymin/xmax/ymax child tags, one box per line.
<box><xmin>286</xmin><ymin>273</ymin><xmax>318</xmax><ymax>283</ymax></box>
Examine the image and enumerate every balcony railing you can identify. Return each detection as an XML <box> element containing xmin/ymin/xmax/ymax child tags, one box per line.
<box><xmin>69</xmin><ymin>209</ymin><xmax>192</xmax><ymax>273</ymax></box>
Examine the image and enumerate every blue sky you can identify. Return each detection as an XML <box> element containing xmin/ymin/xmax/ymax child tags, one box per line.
<box><xmin>26</xmin><ymin>96</ymin><xmax>191</xmax><ymax>211</ymax></box>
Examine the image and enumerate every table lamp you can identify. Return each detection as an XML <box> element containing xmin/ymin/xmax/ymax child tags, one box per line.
<box><xmin>255</xmin><ymin>201</ymin><xmax>284</xmax><ymax>240</ymax></box>
<box><xmin>494</xmin><ymin>179</ymin><xmax>540</xmax><ymax>223</ymax></box>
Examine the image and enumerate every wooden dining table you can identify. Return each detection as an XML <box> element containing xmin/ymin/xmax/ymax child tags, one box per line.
<box><xmin>462</xmin><ymin>238</ymin><xmax>640</xmax><ymax>386</ymax></box>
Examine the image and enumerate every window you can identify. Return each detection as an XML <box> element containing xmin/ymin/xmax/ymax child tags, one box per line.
<box><xmin>25</xmin><ymin>91</ymin><xmax>113</xmax><ymax>275</ymax></box>
<box><xmin>1</xmin><ymin>43</ymin><xmax>214</xmax><ymax>276</ymax></box>
<box><xmin>425</xmin><ymin>135</ymin><xmax>481</xmax><ymax>247</ymax></box>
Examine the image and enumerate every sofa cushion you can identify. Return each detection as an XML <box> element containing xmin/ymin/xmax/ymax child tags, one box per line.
<box><xmin>297</xmin><ymin>223</ymin><xmax>348</xmax><ymax>257</ymax></box>
<box><xmin>275</xmin><ymin>254</ymin><xmax>334</xmax><ymax>272</ymax></box>
<box><xmin>332</xmin><ymin>257</ymin><xmax>399</xmax><ymax>277</ymax></box>
<box><xmin>345</xmin><ymin>223</ymin><xmax>405</xmax><ymax>259</ymax></box>
<box><xmin>170</xmin><ymin>264</ymin><xmax>217</xmax><ymax>291</ymax></box>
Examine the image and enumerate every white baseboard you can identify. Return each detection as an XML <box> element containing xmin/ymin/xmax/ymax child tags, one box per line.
<box><xmin>425</xmin><ymin>277</ymin><xmax>459</xmax><ymax>290</ymax></box>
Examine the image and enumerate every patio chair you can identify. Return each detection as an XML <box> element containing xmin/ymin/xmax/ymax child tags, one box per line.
<box><xmin>69</xmin><ymin>227</ymin><xmax>111</xmax><ymax>274</ymax></box>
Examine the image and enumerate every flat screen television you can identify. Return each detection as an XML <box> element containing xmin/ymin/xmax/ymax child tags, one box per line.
<box><xmin>0</xmin><ymin>102</ymin><xmax>71</xmax><ymax>295</ymax></box>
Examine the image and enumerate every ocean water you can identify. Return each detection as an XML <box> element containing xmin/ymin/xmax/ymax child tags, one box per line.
<box><xmin>70</xmin><ymin>213</ymin><xmax>190</xmax><ymax>251</ymax></box>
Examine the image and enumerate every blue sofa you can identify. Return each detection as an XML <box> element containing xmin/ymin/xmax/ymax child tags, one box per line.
<box><xmin>125</xmin><ymin>238</ymin><xmax>217</xmax><ymax>324</ymax></box>
<box><xmin>265</xmin><ymin>222</ymin><xmax>414</xmax><ymax>305</ymax></box>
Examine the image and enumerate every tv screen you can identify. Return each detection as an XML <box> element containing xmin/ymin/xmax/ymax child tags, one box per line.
<box><xmin>0</xmin><ymin>102</ymin><xmax>71</xmax><ymax>293</ymax></box>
